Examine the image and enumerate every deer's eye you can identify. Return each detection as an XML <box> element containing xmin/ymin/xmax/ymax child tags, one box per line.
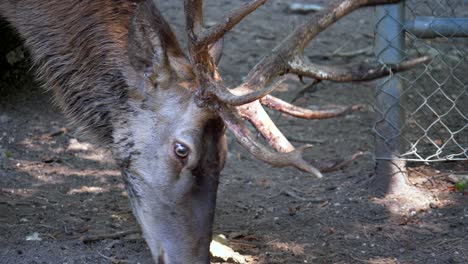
<box><xmin>174</xmin><ymin>142</ymin><xmax>189</xmax><ymax>159</ymax></box>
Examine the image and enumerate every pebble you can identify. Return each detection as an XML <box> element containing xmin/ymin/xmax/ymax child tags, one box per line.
<box><xmin>0</xmin><ymin>114</ymin><xmax>10</xmax><ymax>124</ymax></box>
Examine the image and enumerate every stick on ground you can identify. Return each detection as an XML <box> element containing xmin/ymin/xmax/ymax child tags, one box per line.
<box><xmin>80</xmin><ymin>228</ymin><xmax>140</xmax><ymax>243</ymax></box>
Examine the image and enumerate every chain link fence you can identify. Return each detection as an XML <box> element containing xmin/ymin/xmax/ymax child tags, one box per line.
<box><xmin>374</xmin><ymin>0</ymin><xmax>467</xmax><ymax>163</ymax></box>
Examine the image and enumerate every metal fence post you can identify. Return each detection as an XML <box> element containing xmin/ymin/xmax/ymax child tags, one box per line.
<box><xmin>372</xmin><ymin>2</ymin><xmax>407</xmax><ymax>195</ymax></box>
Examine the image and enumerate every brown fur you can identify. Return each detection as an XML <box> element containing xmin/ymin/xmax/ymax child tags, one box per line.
<box><xmin>0</xmin><ymin>0</ymin><xmax>187</xmax><ymax>145</ymax></box>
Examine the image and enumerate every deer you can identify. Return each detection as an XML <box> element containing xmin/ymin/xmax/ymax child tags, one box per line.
<box><xmin>0</xmin><ymin>0</ymin><xmax>429</xmax><ymax>263</ymax></box>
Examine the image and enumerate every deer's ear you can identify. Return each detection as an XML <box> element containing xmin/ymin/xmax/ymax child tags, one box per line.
<box><xmin>126</xmin><ymin>1</ymin><xmax>174</xmax><ymax>96</ymax></box>
<box><xmin>209</xmin><ymin>38</ymin><xmax>224</xmax><ymax>65</ymax></box>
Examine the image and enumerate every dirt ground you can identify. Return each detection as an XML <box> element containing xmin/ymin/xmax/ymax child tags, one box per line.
<box><xmin>1</xmin><ymin>1</ymin><xmax>467</xmax><ymax>263</ymax></box>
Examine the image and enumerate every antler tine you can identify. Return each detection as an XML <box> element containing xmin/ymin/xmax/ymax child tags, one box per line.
<box><xmin>269</xmin><ymin>0</ymin><xmax>402</xmax><ymax>57</ymax></box>
<box><xmin>196</xmin><ymin>0</ymin><xmax>267</xmax><ymax>49</ymax></box>
<box><xmin>261</xmin><ymin>95</ymin><xmax>364</xmax><ymax>120</ymax></box>
<box><xmin>255</xmin><ymin>0</ymin><xmax>400</xmax><ymax>84</ymax></box>
<box><xmin>288</xmin><ymin>56</ymin><xmax>432</xmax><ymax>82</ymax></box>
<box><xmin>184</xmin><ymin>0</ymin><xmax>203</xmax><ymax>32</ymax></box>
<box><xmin>184</xmin><ymin>0</ymin><xmax>204</xmax><ymax>58</ymax></box>
<box><xmin>220</xmin><ymin>54</ymin><xmax>429</xmax><ymax>106</ymax></box>
<box><xmin>184</xmin><ymin>0</ymin><xmax>267</xmax><ymax>62</ymax></box>
<box><xmin>213</xmin><ymin>0</ymin><xmax>420</xmax><ymax>106</ymax></box>
<box><xmin>237</xmin><ymin>99</ymin><xmax>295</xmax><ymax>153</ymax></box>
<box><xmin>184</xmin><ymin>0</ymin><xmax>219</xmax><ymax>99</ymax></box>
<box><xmin>218</xmin><ymin>103</ymin><xmax>323</xmax><ymax>178</ymax></box>
<box><xmin>185</xmin><ymin>0</ymin><xmax>267</xmax><ymax>50</ymax></box>
<box><xmin>213</xmin><ymin>76</ymin><xmax>287</xmax><ymax>106</ymax></box>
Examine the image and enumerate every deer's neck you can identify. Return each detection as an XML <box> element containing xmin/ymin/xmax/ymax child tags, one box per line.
<box><xmin>1</xmin><ymin>0</ymin><xmax>142</xmax><ymax>144</ymax></box>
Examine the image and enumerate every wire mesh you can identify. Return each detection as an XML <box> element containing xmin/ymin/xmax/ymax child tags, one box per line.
<box><xmin>374</xmin><ymin>0</ymin><xmax>468</xmax><ymax>162</ymax></box>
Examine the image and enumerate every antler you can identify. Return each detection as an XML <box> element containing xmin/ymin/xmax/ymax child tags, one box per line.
<box><xmin>184</xmin><ymin>0</ymin><xmax>429</xmax><ymax>177</ymax></box>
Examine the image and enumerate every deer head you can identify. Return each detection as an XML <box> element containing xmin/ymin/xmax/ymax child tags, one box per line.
<box><xmin>112</xmin><ymin>2</ymin><xmax>226</xmax><ymax>263</ymax></box>
<box><xmin>112</xmin><ymin>0</ymin><xmax>428</xmax><ymax>263</ymax></box>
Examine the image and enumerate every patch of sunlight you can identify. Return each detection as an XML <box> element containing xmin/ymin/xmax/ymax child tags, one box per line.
<box><xmin>346</xmin><ymin>256</ymin><xmax>399</xmax><ymax>264</ymax></box>
<box><xmin>76</xmin><ymin>151</ymin><xmax>115</xmax><ymax>165</ymax></box>
<box><xmin>370</xmin><ymin>186</ymin><xmax>439</xmax><ymax>215</ymax></box>
<box><xmin>63</xmin><ymin>168</ymin><xmax>120</xmax><ymax>178</ymax></box>
<box><xmin>15</xmin><ymin>159</ymin><xmax>120</xmax><ymax>179</ymax></box>
<box><xmin>18</xmin><ymin>138</ymin><xmax>44</xmax><ymax>151</ymax></box>
<box><xmin>49</xmin><ymin>146</ymin><xmax>66</xmax><ymax>154</ymax></box>
<box><xmin>269</xmin><ymin>241</ymin><xmax>305</xmax><ymax>256</ymax></box>
<box><xmin>210</xmin><ymin>238</ymin><xmax>247</xmax><ymax>264</ymax></box>
<box><xmin>366</xmin><ymin>257</ymin><xmax>399</xmax><ymax>264</ymax></box>
<box><xmin>31</xmin><ymin>174</ymin><xmax>60</xmax><ymax>184</ymax></box>
<box><xmin>67</xmin><ymin>186</ymin><xmax>108</xmax><ymax>195</ymax></box>
<box><xmin>0</xmin><ymin>188</ymin><xmax>36</xmax><ymax>197</ymax></box>
<box><xmin>111</xmin><ymin>213</ymin><xmax>132</xmax><ymax>222</ymax></box>
<box><xmin>67</xmin><ymin>138</ymin><xmax>93</xmax><ymax>151</ymax></box>
<box><xmin>66</xmin><ymin>138</ymin><xmax>115</xmax><ymax>165</ymax></box>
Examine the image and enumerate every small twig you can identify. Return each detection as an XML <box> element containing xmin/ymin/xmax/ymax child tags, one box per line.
<box><xmin>281</xmin><ymin>189</ymin><xmax>326</xmax><ymax>203</ymax></box>
<box><xmin>0</xmin><ymin>200</ymin><xmax>43</xmax><ymax>206</ymax></box>
<box><xmin>349</xmin><ymin>253</ymin><xmax>374</xmax><ymax>263</ymax></box>
<box><xmin>313</xmin><ymin>151</ymin><xmax>365</xmax><ymax>173</ymax></box>
<box><xmin>233</xmin><ymin>202</ymin><xmax>249</xmax><ymax>211</ymax></box>
<box><xmin>56</xmin><ymin>158</ymin><xmax>74</xmax><ymax>168</ymax></box>
<box><xmin>47</xmin><ymin>127</ymin><xmax>67</xmax><ymax>137</ymax></box>
<box><xmin>331</xmin><ymin>45</ymin><xmax>372</xmax><ymax>57</ymax></box>
<box><xmin>44</xmin><ymin>233</ymin><xmax>57</xmax><ymax>240</ymax></box>
<box><xmin>330</xmin><ymin>24</ymin><xmax>365</xmax><ymax>56</ymax></box>
<box><xmin>97</xmin><ymin>250</ymin><xmax>130</xmax><ymax>264</ymax></box>
<box><xmin>80</xmin><ymin>228</ymin><xmax>140</xmax><ymax>243</ymax></box>
<box><xmin>38</xmin><ymin>224</ymin><xmax>59</xmax><ymax>230</ymax></box>
<box><xmin>229</xmin><ymin>240</ymin><xmax>260</xmax><ymax>248</ymax></box>
<box><xmin>291</xmin><ymin>79</ymin><xmax>322</xmax><ymax>104</ymax></box>
<box><xmin>287</xmin><ymin>137</ymin><xmax>325</xmax><ymax>144</ymax></box>
<box><xmin>435</xmin><ymin>238</ymin><xmax>464</xmax><ymax>247</ymax></box>
<box><xmin>105</xmin><ymin>240</ymin><xmax>122</xmax><ymax>250</ymax></box>
<box><xmin>426</xmin><ymin>177</ymin><xmax>436</xmax><ymax>187</ymax></box>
